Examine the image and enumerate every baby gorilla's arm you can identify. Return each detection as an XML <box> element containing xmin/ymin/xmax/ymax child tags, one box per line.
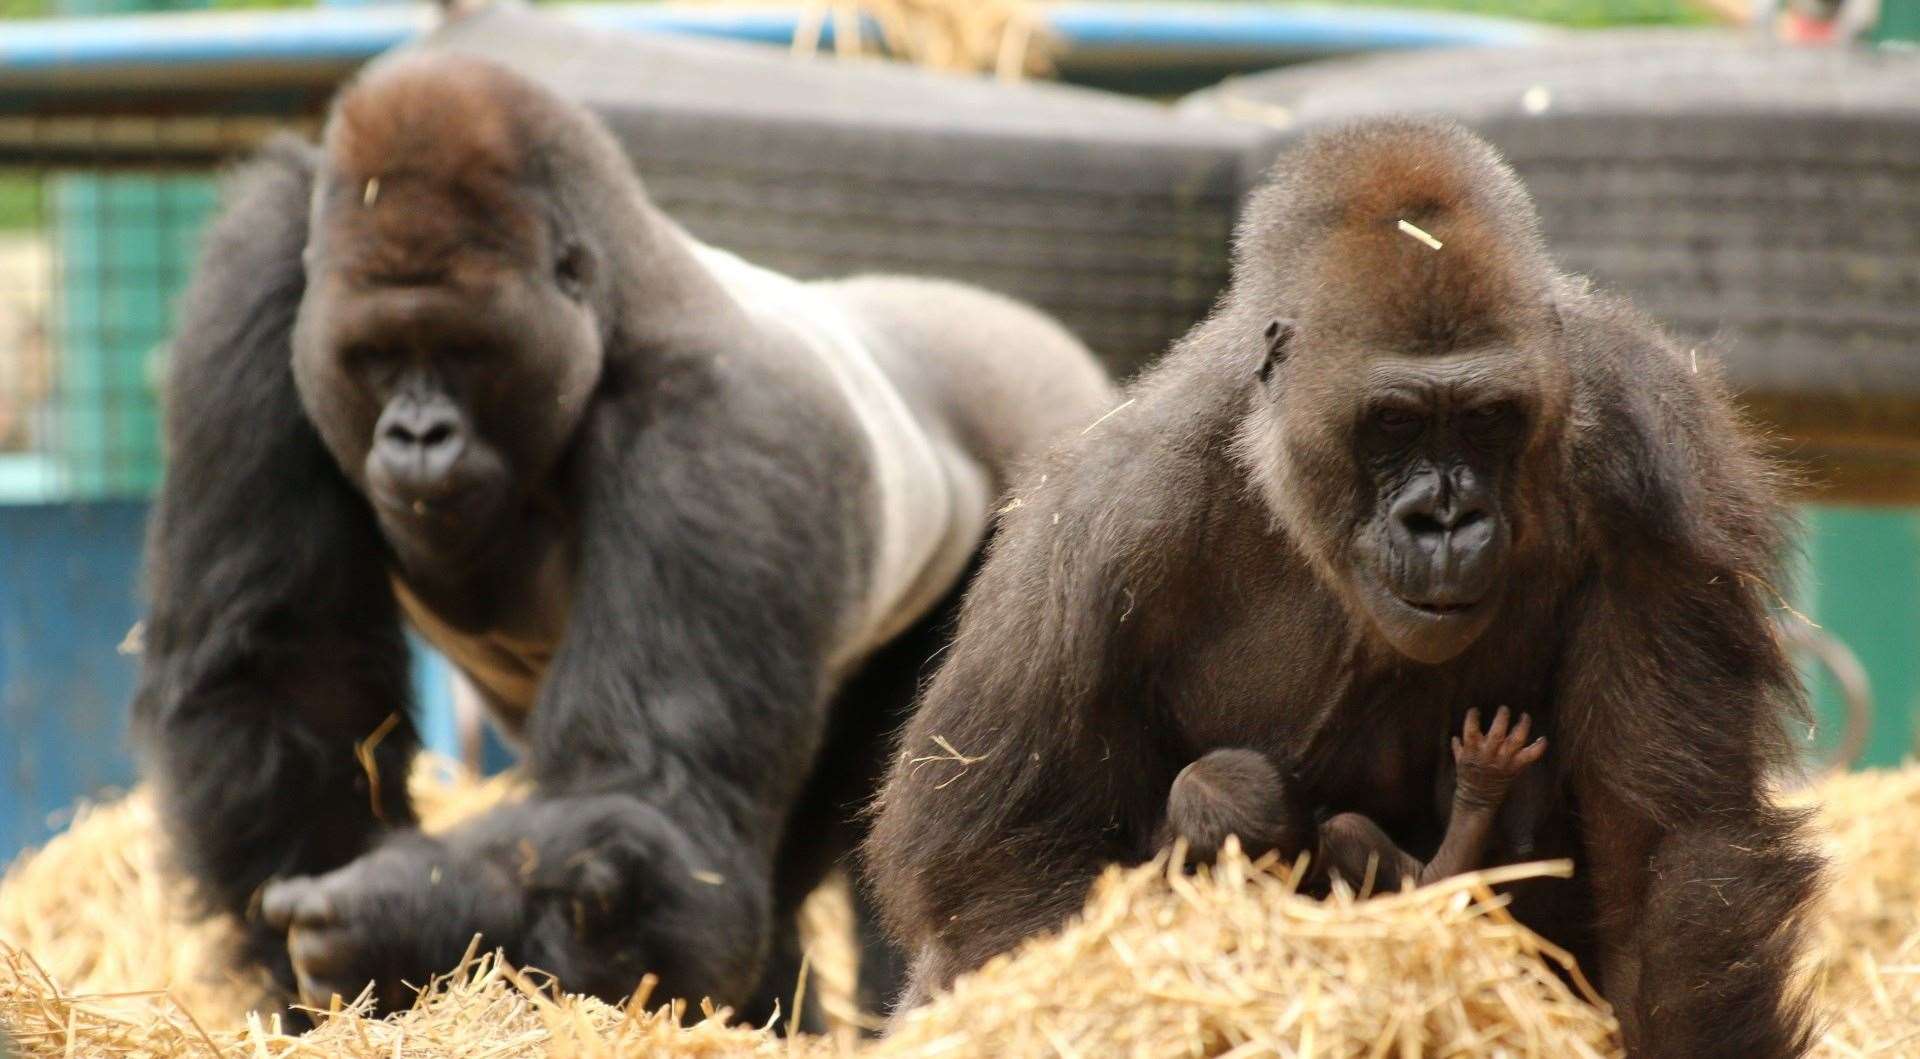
<box><xmin>1160</xmin><ymin>709</ymin><xmax>1543</xmax><ymax>892</ymax></box>
<box><xmin>1310</xmin><ymin>708</ymin><xmax>1546</xmax><ymax>892</ymax></box>
<box><xmin>1419</xmin><ymin>706</ymin><xmax>1547</xmax><ymax>884</ymax></box>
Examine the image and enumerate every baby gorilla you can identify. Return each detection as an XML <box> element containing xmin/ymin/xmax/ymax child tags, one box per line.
<box><xmin>1162</xmin><ymin>708</ymin><xmax>1546</xmax><ymax>891</ymax></box>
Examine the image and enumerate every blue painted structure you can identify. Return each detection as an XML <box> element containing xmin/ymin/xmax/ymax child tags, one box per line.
<box><xmin>0</xmin><ymin>2</ymin><xmax>1546</xmax><ymax>81</ymax></box>
<box><xmin>0</xmin><ymin>499</ymin><xmax>494</xmax><ymax>858</ymax></box>
<box><xmin>1048</xmin><ymin>3</ymin><xmax>1544</xmax><ymax>51</ymax></box>
<box><xmin>0</xmin><ymin>501</ymin><xmax>143</xmax><ymax>857</ymax></box>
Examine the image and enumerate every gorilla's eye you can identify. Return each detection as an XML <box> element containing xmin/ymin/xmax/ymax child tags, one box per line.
<box><xmin>1463</xmin><ymin>402</ymin><xmax>1524</xmax><ymax>443</ymax></box>
<box><xmin>341</xmin><ymin>342</ymin><xmax>395</xmax><ymax>381</ymax></box>
<box><xmin>1370</xmin><ymin>406</ymin><xmax>1424</xmax><ymax>438</ymax></box>
<box><xmin>554</xmin><ymin>241</ymin><xmax>593</xmax><ymax>301</ymax></box>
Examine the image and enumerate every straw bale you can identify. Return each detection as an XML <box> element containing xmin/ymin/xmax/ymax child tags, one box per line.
<box><xmin>2</xmin><ymin>763</ymin><xmax>1915</xmax><ymax>1058</ymax></box>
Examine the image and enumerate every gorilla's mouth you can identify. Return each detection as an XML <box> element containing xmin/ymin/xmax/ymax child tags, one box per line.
<box><xmin>370</xmin><ymin>483</ymin><xmax>509</xmax><ymax>574</ymax></box>
<box><xmin>1399</xmin><ymin>597</ymin><xmax>1479</xmax><ymax>617</ymax></box>
<box><xmin>1362</xmin><ymin>582</ymin><xmax>1500</xmax><ymax>665</ymax></box>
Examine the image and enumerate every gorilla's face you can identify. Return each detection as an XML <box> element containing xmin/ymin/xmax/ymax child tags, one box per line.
<box><xmin>291</xmin><ymin>171</ymin><xmax>603</xmax><ymax>577</ymax></box>
<box><xmin>1338</xmin><ymin>348</ymin><xmax>1533</xmax><ymax>664</ymax></box>
<box><xmin>1256</xmin><ymin>322</ymin><xmax>1566</xmax><ymax>667</ymax></box>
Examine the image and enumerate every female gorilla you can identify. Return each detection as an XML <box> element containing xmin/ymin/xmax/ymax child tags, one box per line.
<box><xmin>133</xmin><ymin>52</ymin><xmax>1114</xmax><ymax>1024</ymax></box>
<box><xmin>867</xmin><ymin>119</ymin><xmax>1821</xmax><ymax>1059</ymax></box>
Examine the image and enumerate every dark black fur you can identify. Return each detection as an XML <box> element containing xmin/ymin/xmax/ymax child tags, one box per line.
<box><xmin>134</xmin><ymin>135</ymin><xmax>420</xmax><ymax>985</ymax></box>
<box><xmin>864</xmin><ymin>119</ymin><xmax>1822</xmax><ymax>1058</ymax></box>
<box><xmin>134</xmin><ymin>53</ymin><xmax>1110</xmax><ymax>1026</ymax></box>
<box><xmin>136</xmin><ymin>127</ymin><xmax>842</xmax><ymax>1022</ymax></box>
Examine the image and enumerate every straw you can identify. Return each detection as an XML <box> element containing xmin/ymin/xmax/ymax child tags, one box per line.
<box><xmin>4</xmin><ymin>761</ymin><xmax>1915</xmax><ymax>1057</ymax></box>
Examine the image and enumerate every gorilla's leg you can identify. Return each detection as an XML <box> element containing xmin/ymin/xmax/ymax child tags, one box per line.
<box><xmin>1313</xmin><ymin>812</ymin><xmax>1426</xmax><ymax>893</ymax></box>
<box><xmin>747</xmin><ymin>557</ymin><xmax>978</xmax><ymax>1029</ymax></box>
<box><xmin>850</xmin><ymin>872</ymin><xmax>906</xmax><ymax>1019</ymax></box>
<box><xmin>742</xmin><ymin>912</ymin><xmax>822</xmax><ymax>1034</ymax></box>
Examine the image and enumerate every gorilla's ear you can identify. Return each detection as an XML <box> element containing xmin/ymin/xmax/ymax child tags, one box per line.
<box><xmin>559</xmin><ymin>850</ymin><xmax>628</xmax><ymax>936</ymax></box>
<box><xmin>553</xmin><ymin>238</ymin><xmax>595</xmax><ymax>302</ymax></box>
<box><xmin>1259</xmin><ymin>318</ymin><xmax>1296</xmax><ymax>386</ymax></box>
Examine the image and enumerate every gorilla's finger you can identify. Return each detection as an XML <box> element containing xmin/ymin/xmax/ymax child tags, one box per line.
<box><xmin>1508</xmin><ymin>712</ymin><xmax>1532</xmax><ymax>750</ymax></box>
<box><xmin>263</xmin><ymin>882</ymin><xmax>326</xmax><ymax>932</ymax></box>
<box><xmin>289</xmin><ymin>925</ymin><xmax>354</xmax><ymax>979</ymax></box>
<box><xmin>1488</xmin><ymin>705</ymin><xmax>1511</xmax><ymax>742</ymax></box>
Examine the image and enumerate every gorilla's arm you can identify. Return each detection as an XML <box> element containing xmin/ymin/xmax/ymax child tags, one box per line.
<box><xmin>1564</xmin><ymin>577</ymin><xmax>1819</xmax><ymax>1059</ymax></box>
<box><xmin>132</xmin><ymin>136</ymin><xmax>417</xmax><ymax>985</ymax></box>
<box><xmin>864</xmin><ymin>441</ymin><xmax>1169</xmax><ymax>1000</ymax></box>
<box><xmin>518</xmin><ymin>357</ymin><xmax>850</xmax><ymax>1003</ymax></box>
<box><xmin>268</xmin><ymin>348</ymin><xmax>858</xmax><ymax>1010</ymax></box>
<box><xmin>1559</xmin><ymin>305</ymin><xmax>1820</xmax><ymax>1059</ymax></box>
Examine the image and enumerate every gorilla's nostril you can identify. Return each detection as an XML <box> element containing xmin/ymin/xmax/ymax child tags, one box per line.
<box><xmin>382</xmin><ymin>419</ymin><xmax>457</xmax><ymax>450</ymax></box>
<box><xmin>1404</xmin><ymin>512</ymin><xmax>1447</xmax><ymax>537</ymax></box>
<box><xmin>1402</xmin><ymin>508</ymin><xmax>1489</xmax><ymax>538</ymax></box>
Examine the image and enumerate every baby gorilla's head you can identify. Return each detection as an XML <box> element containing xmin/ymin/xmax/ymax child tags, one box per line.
<box><xmin>1158</xmin><ymin>748</ymin><xmax>1304</xmax><ymax>864</ymax></box>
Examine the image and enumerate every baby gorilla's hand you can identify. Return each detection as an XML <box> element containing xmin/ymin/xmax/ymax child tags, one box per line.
<box><xmin>1450</xmin><ymin>706</ymin><xmax>1547</xmax><ymax>811</ymax></box>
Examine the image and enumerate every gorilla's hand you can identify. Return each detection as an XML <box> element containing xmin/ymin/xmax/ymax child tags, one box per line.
<box><xmin>261</xmin><ymin>794</ymin><xmax>769</xmax><ymax>1012</ymax></box>
<box><xmin>1450</xmin><ymin>706</ymin><xmax>1547</xmax><ymax>812</ymax></box>
<box><xmin>260</xmin><ymin>830</ymin><xmax>506</xmax><ymax>1013</ymax></box>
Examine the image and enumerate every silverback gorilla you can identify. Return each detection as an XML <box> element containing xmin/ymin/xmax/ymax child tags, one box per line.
<box><xmin>866</xmin><ymin>119</ymin><xmax>1823</xmax><ymax>1058</ymax></box>
<box><xmin>132</xmin><ymin>52</ymin><xmax>1114</xmax><ymax>1024</ymax></box>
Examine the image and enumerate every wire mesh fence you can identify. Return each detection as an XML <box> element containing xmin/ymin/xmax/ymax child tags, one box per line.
<box><xmin>0</xmin><ymin>116</ymin><xmax>317</xmax><ymax>503</ymax></box>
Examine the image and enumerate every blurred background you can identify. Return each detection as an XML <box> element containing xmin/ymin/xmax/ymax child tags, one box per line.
<box><xmin>0</xmin><ymin>0</ymin><xmax>1914</xmax><ymax>862</ymax></box>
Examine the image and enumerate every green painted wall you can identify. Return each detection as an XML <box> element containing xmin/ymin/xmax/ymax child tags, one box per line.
<box><xmin>1871</xmin><ymin>0</ymin><xmax>1920</xmax><ymax>40</ymax></box>
<box><xmin>1803</xmin><ymin>508</ymin><xmax>1920</xmax><ymax>767</ymax></box>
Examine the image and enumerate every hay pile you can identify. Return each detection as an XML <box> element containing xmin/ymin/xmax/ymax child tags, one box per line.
<box><xmin>788</xmin><ymin>0</ymin><xmax>1052</xmax><ymax>79</ymax></box>
<box><xmin>0</xmin><ymin>758</ymin><xmax>527</xmax><ymax>1036</ymax></box>
<box><xmin>1795</xmin><ymin>766</ymin><xmax>1920</xmax><ymax>1056</ymax></box>
<box><xmin>3</xmin><ymin>764</ymin><xmax>1916</xmax><ymax>1058</ymax></box>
